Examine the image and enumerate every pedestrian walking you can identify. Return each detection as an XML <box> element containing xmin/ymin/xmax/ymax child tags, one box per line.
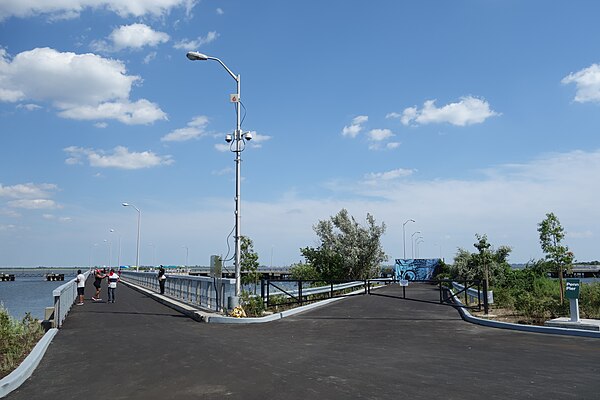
<box><xmin>76</xmin><ymin>269</ymin><xmax>85</xmax><ymax>305</ymax></box>
<box><xmin>157</xmin><ymin>265</ymin><xmax>166</xmax><ymax>295</ymax></box>
<box><xmin>92</xmin><ymin>268</ymin><xmax>106</xmax><ymax>301</ymax></box>
<box><xmin>107</xmin><ymin>268</ymin><xmax>120</xmax><ymax>303</ymax></box>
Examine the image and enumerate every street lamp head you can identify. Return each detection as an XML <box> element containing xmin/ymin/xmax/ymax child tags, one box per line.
<box><xmin>243</xmin><ymin>131</ymin><xmax>253</xmax><ymax>141</ymax></box>
<box><xmin>225</xmin><ymin>134</ymin><xmax>233</xmax><ymax>143</ymax></box>
<box><xmin>186</xmin><ymin>51</ymin><xmax>209</xmax><ymax>61</ymax></box>
<box><xmin>122</xmin><ymin>202</ymin><xmax>129</xmax><ymax>207</ymax></box>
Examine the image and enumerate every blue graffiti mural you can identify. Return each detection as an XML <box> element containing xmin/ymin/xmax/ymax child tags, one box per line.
<box><xmin>394</xmin><ymin>259</ymin><xmax>440</xmax><ymax>281</ymax></box>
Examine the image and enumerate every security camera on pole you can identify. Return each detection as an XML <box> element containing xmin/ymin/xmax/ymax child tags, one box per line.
<box><xmin>187</xmin><ymin>51</ymin><xmax>252</xmax><ymax>307</ymax></box>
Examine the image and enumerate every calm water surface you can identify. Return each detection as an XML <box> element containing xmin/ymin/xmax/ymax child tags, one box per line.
<box><xmin>0</xmin><ymin>276</ymin><xmax>75</xmax><ymax>320</ymax></box>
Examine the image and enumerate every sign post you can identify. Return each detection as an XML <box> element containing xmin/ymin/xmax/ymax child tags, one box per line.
<box><xmin>565</xmin><ymin>279</ymin><xmax>581</xmax><ymax>322</ymax></box>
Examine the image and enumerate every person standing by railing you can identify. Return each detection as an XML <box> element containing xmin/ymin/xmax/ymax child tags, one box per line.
<box><xmin>107</xmin><ymin>269</ymin><xmax>120</xmax><ymax>303</ymax></box>
<box><xmin>157</xmin><ymin>265</ymin><xmax>166</xmax><ymax>295</ymax></box>
<box><xmin>76</xmin><ymin>269</ymin><xmax>85</xmax><ymax>305</ymax></box>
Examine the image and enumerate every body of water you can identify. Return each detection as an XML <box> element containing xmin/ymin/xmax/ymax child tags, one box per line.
<box><xmin>0</xmin><ymin>275</ymin><xmax>76</xmax><ymax>320</ymax></box>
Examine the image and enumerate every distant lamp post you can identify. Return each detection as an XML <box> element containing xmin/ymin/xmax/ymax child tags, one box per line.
<box><xmin>182</xmin><ymin>245</ymin><xmax>189</xmax><ymax>267</ymax></box>
<box><xmin>122</xmin><ymin>202</ymin><xmax>141</xmax><ymax>270</ymax></box>
<box><xmin>416</xmin><ymin>238</ymin><xmax>424</xmax><ymax>259</ymax></box>
<box><xmin>148</xmin><ymin>243</ymin><xmax>156</xmax><ymax>267</ymax></box>
<box><xmin>110</xmin><ymin>229</ymin><xmax>121</xmax><ymax>268</ymax></box>
<box><xmin>411</xmin><ymin>231</ymin><xmax>421</xmax><ymax>259</ymax></box>
<box><xmin>187</xmin><ymin>51</ymin><xmax>250</xmax><ymax>302</ymax></box>
<box><xmin>403</xmin><ymin>219</ymin><xmax>415</xmax><ymax>259</ymax></box>
<box><xmin>103</xmin><ymin>239</ymin><xmax>111</xmax><ymax>267</ymax></box>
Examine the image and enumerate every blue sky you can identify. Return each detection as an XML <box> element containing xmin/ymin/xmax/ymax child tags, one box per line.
<box><xmin>2</xmin><ymin>0</ymin><xmax>600</xmax><ymax>268</ymax></box>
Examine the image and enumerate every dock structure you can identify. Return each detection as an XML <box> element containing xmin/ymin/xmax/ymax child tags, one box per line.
<box><xmin>0</xmin><ymin>273</ymin><xmax>15</xmax><ymax>281</ymax></box>
<box><xmin>6</xmin><ymin>278</ymin><xmax>600</xmax><ymax>399</ymax></box>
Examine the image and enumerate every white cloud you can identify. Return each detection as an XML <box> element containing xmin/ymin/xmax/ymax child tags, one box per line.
<box><xmin>16</xmin><ymin>103</ymin><xmax>41</xmax><ymax>111</ymax></box>
<box><xmin>363</xmin><ymin>168</ymin><xmax>415</xmax><ymax>184</ymax></box>
<box><xmin>216</xmin><ymin>8</ymin><xmax>224</xmax><ymax>15</ymax></box>
<box><xmin>0</xmin><ymin>47</ymin><xmax>166</xmax><ymax>125</ymax></box>
<box><xmin>247</xmin><ymin>131</ymin><xmax>271</xmax><ymax>148</ymax></box>
<box><xmin>386</xmin><ymin>142</ymin><xmax>401</xmax><ymax>149</ymax></box>
<box><xmin>342</xmin><ymin>115</ymin><xmax>368</xmax><ymax>138</ymax></box>
<box><xmin>8</xmin><ymin>199</ymin><xmax>60</xmax><ymax>210</ymax></box>
<box><xmin>94</xmin><ymin>122</ymin><xmax>108</xmax><ymax>128</ymax></box>
<box><xmin>174</xmin><ymin>31</ymin><xmax>219</xmax><ymax>51</ymax></box>
<box><xmin>562</xmin><ymin>63</ymin><xmax>600</xmax><ymax>103</ymax></box>
<box><xmin>161</xmin><ymin>115</ymin><xmax>209</xmax><ymax>142</ymax></box>
<box><xmin>92</xmin><ymin>24</ymin><xmax>170</xmax><ymax>52</ymax></box>
<box><xmin>214</xmin><ymin>143</ymin><xmax>230</xmax><ymax>152</ymax></box>
<box><xmin>143</xmin><ymin>52</ymin><xmax>157</xmax><ymax>64</ymax></box>
<box><xmin>0</xmin><ymin>183</ymin><xmax>57</xmax><ymax>199</ymax></box>
<box><xmin>58</xmin><ymin>99</ymin><xmax>167</xmax><ymax>125</ymax></box>
<box><xmin>64</xmin><ymin>146</ymin><xmax>173</xmax><ymax>169</ymax></box>
<box><xmin>385</xmin><ymin>112</ymin><xmax>401</xmax><ymax>119</ymax></box>
<box><xmin>398</xmin><ymin>96</ymin><xmax>499</xmax><ymax>126</ymax></box>
<box><xmin>368</xmin><ymin>128</ymin><xmax>394</xmax><ymax>142</ymax></box>
<box><xmin>0</xmin><ymin>0</ymin><xmax>197</xmax><ymax>21</ymax></box>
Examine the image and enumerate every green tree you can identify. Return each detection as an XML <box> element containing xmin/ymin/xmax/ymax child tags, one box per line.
<box><xmin>451</xmin><ymin>234</ymin><xmax>512</xmax><ymax>287</ymax></box>
<box><xmin>301</xmin><ymin>209</ymin><xmax>387</xmax><ymax>280</ymax></box>
<box><xmin>538</xmin><ymin>212</ymin><xmax>574</xmax><ymax>304</ymax></box>
<box><xmin>240</xmin><ymin>236</ymin><xmax>261</xmax><ymax>293</ymax></box>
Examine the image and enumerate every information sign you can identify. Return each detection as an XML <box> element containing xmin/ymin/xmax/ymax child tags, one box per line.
<box><xmin>565</xmin><ymin>279</ymin><xmax>580</xmax><ymax>299</ymax></box>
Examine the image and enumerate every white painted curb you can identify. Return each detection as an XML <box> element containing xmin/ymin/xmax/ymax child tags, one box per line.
<box><xmin>449</xmin><ymin>289</ymin><xmax>600</xmax><ymax>339</ymax></box>
<box><xmin>0</xmin><ymin>328</ymin><xmax>58</xmax><ymax>398</ymax></box>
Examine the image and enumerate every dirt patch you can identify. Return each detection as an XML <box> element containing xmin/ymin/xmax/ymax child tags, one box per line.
<box><xmin>469</xmin><ymin>307</ymin><xmax>540</xmax><ymax>326</ymax></box>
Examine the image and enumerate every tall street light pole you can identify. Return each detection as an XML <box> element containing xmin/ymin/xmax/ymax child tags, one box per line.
<box><xmin>122</xmin><ymin>203</ymin><xmax>141</xmax><ymax>271</ymax></box>
<box><xmin>187</xmin><ymin>51</ymin><xmax>251</xmax><ymax>302</ymax></box>
<box><xmin>411</xmin><ymin>231</ymin><xmax>421</xmax><ymax>259</ymax></box>
<box><xmin>402</xmin><ymin>219</ymin><xmax>415</xmax><ymax>259</ymax></box>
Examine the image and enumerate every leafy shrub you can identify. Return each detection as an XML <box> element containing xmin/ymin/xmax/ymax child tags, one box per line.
<box><xmin>0</xmin><ymin>306</ymin><xmax>44</xmax><ymax>378</ymax></box>
<box><xmin>580</xmin><ymin>282</ymin><xmax>600</xmax><ymax>319</ymax></box>
<box><xmin>240</xmin><ymin>291</ymin><xmax>265</xmax><ymax>317</ymax></box>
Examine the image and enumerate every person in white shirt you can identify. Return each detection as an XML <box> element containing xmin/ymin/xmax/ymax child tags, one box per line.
<box><xmin>107</xmin><ymin>269</ymin><xmax>120</xmax><ymax>303</ymax></box>
<box><xmin>76</xmin><ymin>269</ymin><xmax>85</xmax><ymax>305</ymax></box>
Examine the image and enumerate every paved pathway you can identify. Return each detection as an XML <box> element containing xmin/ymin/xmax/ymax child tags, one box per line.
<box><xmin>7</xmin><ymin>280</ymin><xmax>600</xmax><ymax>399</ymax></box>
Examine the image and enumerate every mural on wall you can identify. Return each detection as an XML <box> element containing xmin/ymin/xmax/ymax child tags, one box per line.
<box><xmin>394</xmin><ymin>259</ymin><xmax>440</xmax><ymax>281</ymax></box>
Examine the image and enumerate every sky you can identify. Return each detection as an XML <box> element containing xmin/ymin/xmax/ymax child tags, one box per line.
<box><xmin>2</xmin><ymin>0</ymin><xmax>600</xmax><ymax>268</ymax></box>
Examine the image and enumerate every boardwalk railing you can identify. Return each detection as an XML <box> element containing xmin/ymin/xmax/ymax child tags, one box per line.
<box><xmin>52</xmin><ymin>271</ymin><xmax>90</xmax><ymax>328</ymax></box>
<box><xmin>119</xmin><ymin>271</ymin><xmax>236</xmax><ymax>312</ymax></box>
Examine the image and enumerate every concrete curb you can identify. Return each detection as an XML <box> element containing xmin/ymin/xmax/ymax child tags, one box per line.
<box><xmin>450</xmin><ymin>289</ymin><xmax>600</xmax><ymax>338</ymax></box>
<box><xmin>122</xmin><ymin>278</ymin><xmax>366</xmax><ymax>324</ymax></box>
<box><xmin>0</xmin><ymin>328</ymin><xmax>58</xmax><ymax>398</ymax></box>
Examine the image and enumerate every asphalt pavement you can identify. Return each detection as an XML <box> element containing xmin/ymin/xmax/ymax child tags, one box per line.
<box><xmin>6</xmin><ymin>279</ymin><xmax>600</xmax><ymax>399</ymax></box>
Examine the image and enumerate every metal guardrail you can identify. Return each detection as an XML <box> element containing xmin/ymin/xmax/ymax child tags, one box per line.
<box><xmin>452</xmin><ymin>281</ymin><xmax>493</xmax><ymax>304</ymax></box>
<box><xmin>119</xmin><ymin>271</ymin><xmax>236</xmax><ymax>312</ymax></box>
<box><xmin>262</xmin><ymin>279</ymin><xmax>368</xmax><ymax>307</ymax></box>
<box><xmin>52</xmin><ymin>271</ymin><xmax>90</xmax><ymax>328</ymax></box>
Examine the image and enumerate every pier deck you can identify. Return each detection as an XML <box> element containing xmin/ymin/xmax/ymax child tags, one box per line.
<box><xmin>6</xmin><ymin>280</ymin><xmax>600</xmax><ymax>399</ymax></box>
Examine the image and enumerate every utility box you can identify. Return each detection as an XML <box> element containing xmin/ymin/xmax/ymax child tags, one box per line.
<box><xmin>210</xmin><ymin>255</ymin><xmax>222</xmax><ymax>278</ymax></box>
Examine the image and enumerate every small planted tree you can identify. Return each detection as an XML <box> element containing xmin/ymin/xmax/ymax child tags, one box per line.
<box><xmin>240</xmin><ymin>236</ymin><xmax>261</xmax><ymax>293</ymax></box>
<box><xmin>537</xmin><ymin>212</ymin><xmax>574</xmax><ymax>304</ymax></box>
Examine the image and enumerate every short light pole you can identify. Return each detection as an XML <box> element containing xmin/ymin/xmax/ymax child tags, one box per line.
<box><xmin>411</xmin><ymin>231</ymin><xmax>421</xmax><ymax>259</ymax></box>
<box><xmin>403</xmin><ymin>219</ymin><xmax>415</xmax><ymax>259</ymax></box>
<box><xmin>187</xmin><ymin>51</ymin><xmax>252</xmax><ymax>302</ymax></box>
<box><xmin>122</xmin><ymin>202</ymin><xmax>141</xmax><ymax>270</ymax></box>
